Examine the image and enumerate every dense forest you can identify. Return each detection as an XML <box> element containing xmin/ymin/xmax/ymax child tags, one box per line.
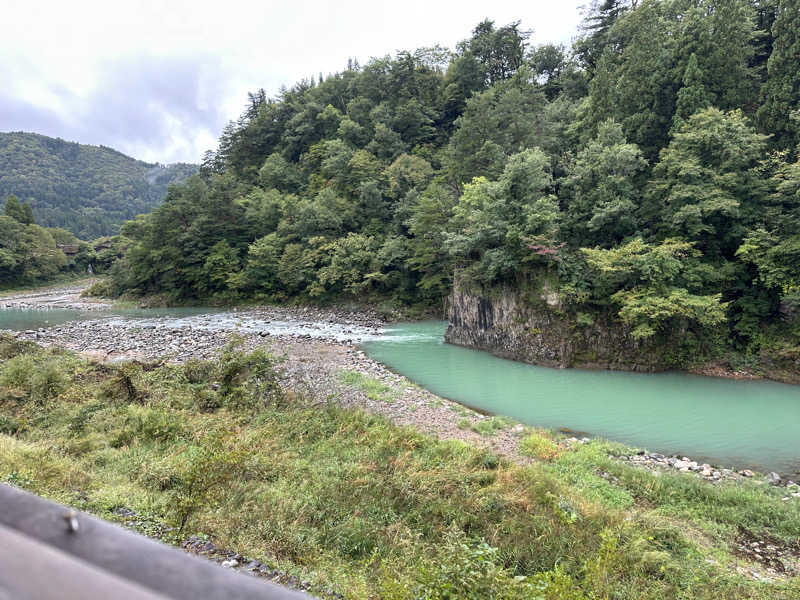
<box><xmin>0</xmin><ymin>195</ymin><xmax>96</xmax><ymax>287</ymax></box>
<box><xmin>0</xmin><ymin>132</ymin><xmax>197</xmax><ymax>238</ymax></box>
<box><xmin>106</xmin><ymin>0</ymin><xmax>800</xmax><ymax>368</ymax></box>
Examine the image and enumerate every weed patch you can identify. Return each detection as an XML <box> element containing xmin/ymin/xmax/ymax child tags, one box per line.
<box><xmin>0</xmin><ymin>341</ymin><xmax>797</xmax><ymax>599</ymax></box>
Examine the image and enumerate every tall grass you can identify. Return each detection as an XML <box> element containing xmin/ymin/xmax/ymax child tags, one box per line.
<box><xmin>0</xmin><ymin>333</ymin><xmax>797</xmax><ymax>599</ymax></box>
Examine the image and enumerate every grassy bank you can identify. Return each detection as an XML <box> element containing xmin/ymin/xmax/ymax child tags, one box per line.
<box><xmin>0</xmin><ymin>334</ymin><xmax>798</xmax><ymax>598</ymax></box>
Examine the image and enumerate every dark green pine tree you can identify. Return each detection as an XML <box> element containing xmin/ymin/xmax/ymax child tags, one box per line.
<box><xmin>574</xmin><ymin>0</ymin><xmax>630</xmax><ymax>73</ymax></box>
<box><xmin>4</xmin><ymin>195</ymin><xmax>26</xmax><ymax>223</ymax></box>
<box><xmin>672</xmin><ymin>53</ymin><xmax>712</xmax><ymax>132</ymax></box>
<box><xmin>757</xmin><ymin>0</ymin><xmax>800</xmax><ymax>152</ymax></box>
<box><xmin>21</xmin><ymin>202</ymin><xmax>35</xmax><ymax>225</ymax></box>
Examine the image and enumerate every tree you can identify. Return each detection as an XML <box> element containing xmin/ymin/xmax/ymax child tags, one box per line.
<box><xmin>384</xmin><ymin>154</ymin><xmax>434</xmax><ymax>200</ymax></box>
<box><xmin>528</xmin><ymin>44</ymin><xmax>570</xmax><ymax>100</ymax></box>
<box><xmin>671</xmin><ymin>53</ymin><xmax>712</xmax><ymax>131</ymax></box>
<box><xmin>758</xmin><ymin>0</ymin><xmax>800</xmax><ymax>151</ymax></box>
<box><xmin>258</xmin><ymin>153</ymin><xmax>301</xmax><ymax>193</ymax></box>
<box><xmin>317</xmin><ymin>233</ymin><xmax>381</xmax><ymax>296</ymax></box>
<box><xmin>574</xmin><ymin>0</ymin><xmax>631</xmax><ymax>73</ymax></box>
<box><xmin>21</xmin><ymin>202</ymin><xmax>35</xmax><ymax>225</ymax></box>
<box><xmin>582</xmin><ymin>238</ymin><xmax>727</xmax><ymax>339</ymax></box>
<box><xmin>405</xmin><ymin>184</ymin><xmax>457</xmax><ymax>300</ymax></box>
<box><xmin>560</xmin><ymin>120</ymin><xmax>647</xmax><ymax>247</ymax></box>
<box><xmin>446</xmin><ymin>74</ymin><xmax>548</xmax><ymax>185</ymax></box>
<box><xmin>458</xmin><ymin>20</ymin><xmax>531</xmax><ymax>86</ymax></box>
<box><xmin>736</xmin><ymin>156</ymin><xmax>800</xmax><ymax>291</ymax></box>
<box><xmin>446</xmin><ymin>148</ymin><xmax>559</xmax><ymax>285</ymax></box>
<box><xmin>644</xmin><ymin>108</ymin><xmax>769</xmax><ymax>261</ymax></box>
<box><xmin>242</xmin><ymin>232</ymin><xmax>282</xmax><ymax>294</ymax></box>
<box><xmin>4</xmin><ymin>195</ymin><xmax>26</xmax><ymax>223</ymax></box>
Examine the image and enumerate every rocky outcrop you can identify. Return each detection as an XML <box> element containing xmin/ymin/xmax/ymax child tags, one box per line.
<box><xmin>445</xmin><ymin>283</ymin><xmax>679</xmax><ymax>372</ymax></box>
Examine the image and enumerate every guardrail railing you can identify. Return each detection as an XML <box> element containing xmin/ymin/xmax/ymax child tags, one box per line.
<box><xmin>0</xmin><ymin>483</ymin><xmax>315</xmax><ymax>599</ymax></box>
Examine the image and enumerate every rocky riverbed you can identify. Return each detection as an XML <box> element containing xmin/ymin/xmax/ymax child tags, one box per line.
<box><xmin>0</xmin><ymin>280</ymin><xmax>111</xmax><ymax>311</ymax></box>
<box><xmin>616</xmin><ymin>450</ymin><xmax>800</xmax><ymax>496</ymax></box>
<box><xmin>2</xmin><ymin>287</ymin><xmax>527</xmax><ymax>459</ymax></box>
<box><xmin>3</xmin><ymin>283</ymin><xmax>799</xmax><ymax>582</ymax></box>
<box><xmin>3</xmin><ymin>284</ymin><xmax>800</xmax><ymax>487</ymax></box>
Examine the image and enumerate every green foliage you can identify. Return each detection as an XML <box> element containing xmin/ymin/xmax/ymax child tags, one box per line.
<box><xmin>338</xmin><ymin>370</ymin><xmax>394</xmax><ymax>403</ymax></box>
<box><xmin>646</xmin><ymin>108</ymin><xmax>769</xmax><ymax>257</ymax></box>
<box><xmin>97</xmin><ymin>12</ymin><xmax>800</xmax><ymax>362</ymax></box>
<box><xmin>520</xmin><ymin>431</ymin><xmax>561</xmax><ymax>460</ymax></box>
<box><xmin>582</xmin><ymin>238</ymin><xmax>727</xmax><ymax>339</ymax></box>
<box><xmin>560</xmin><ymin>120</ymin><xmax>647</xmax><ymax>247</ymax></box>
<box><xmin>0</xmin><ymin>132</ymin><xmax>197</xmax><ymax>238</ymax></box>
<box><xmin>1</xmin><ymin>342</ymin><xmax>798</xmax><ymax>598</ymax></box>
<box><xmin>469</xmin><ymin>416</ymin><xmax>516</xmax><ymax>437</ymax></box>
<box><xmin>757</xmin><ymin>0</ymin><xmax>800</xmax><ymax>151</ymax></box>
<box><xmin>446</xmin><ymin>149</ymin><xmax>559</xmax><ymax>285</ymax></box>
<box><xmin>215</xmin><ymin>337</ymin><xmax>283</xmax><ymax>410</ymax></box>
<box><xmin>0</xmin><ymin>215</ymin><xmax>70</xmax><ymax>287</ymax></box>
<box><xmin>0</xmin><ymin>353</ymin><xmax>69</xmax><ymax>404</ymax></box>
<box><xmin>4</xmin><ymin>194</ymin><xmax>34</xmax><ymax>224</ymax></box>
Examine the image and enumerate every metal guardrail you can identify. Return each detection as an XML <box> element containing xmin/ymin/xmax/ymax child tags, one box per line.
<box><xmin>0</xmin><ymin>484</ymin><xmax>316</xmax><ymax>600</ymax></box>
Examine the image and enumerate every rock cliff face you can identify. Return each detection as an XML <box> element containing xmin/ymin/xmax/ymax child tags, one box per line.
<box><xmin>445</xmin><ymin>284</ymin><xmax>676</xmax><ymax>372</ymax></box>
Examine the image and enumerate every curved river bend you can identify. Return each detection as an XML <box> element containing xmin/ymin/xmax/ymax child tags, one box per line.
<box><xmin>364</xmin><ymin>321</ymin><xmax>800</xmax><ymax>477</ymax></box>
<box><xmin>2</xmin><ymin>308</ymin><xmax>799</xmax><ymax>476</ymax></box>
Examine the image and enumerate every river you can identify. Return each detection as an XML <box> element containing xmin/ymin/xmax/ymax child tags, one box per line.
<box><xmin>2</xmin><ymin>308</ymin><xmax>799</xmax><ymax>476</ymax></box>
<box><xmin>363</xmin><ymin>321</ymin><xmax>800</xmax><ymax>477</ymax></box>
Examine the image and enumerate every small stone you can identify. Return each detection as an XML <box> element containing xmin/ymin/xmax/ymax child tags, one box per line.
<box><xmin>768</xmin><ymin>472</ymin><xmax>782</xmax><ymax>485</ymax></box>
<box><xmin>739</xmin><ymin>469</ymin><xmax>755</xmax><ymax>478</ymax></box>
<box><xmin>221</xmin><ymin>559</ymin><xmax>239</xmax><ymax>568</ymax></box>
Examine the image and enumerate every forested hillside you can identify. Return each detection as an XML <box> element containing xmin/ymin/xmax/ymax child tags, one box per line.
<box><xmin>0</xmin><ymin>195</ymin><xmax>95</xmax><ymax>288</ymax></box>
<box><xmin>0</xmin><ymin>132</ymin><xmax>197</xmax><ymax>238</ymax></box>
<box><xmin>108</xmin><ymin>0</ymin><xmax>800</xmax><ymax>369</ymax></box>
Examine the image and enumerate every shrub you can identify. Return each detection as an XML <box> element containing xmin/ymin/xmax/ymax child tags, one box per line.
<box><xmin>216</xmin><ymin>337</ymin><xmax>283</xmax><ymax>410</ymax></box>
<box><xmin>520</xmin><ymin>431</ymin><xmax>561</xmax><ymax>460</ymax></box>
<box><xmin>81</xmin><ymin>278</ymin><xmax>115</xmax><ymax>298</ymax></box>
<box><xmin>101</xmin><ymin>362</ymin><xmax>146</xmax><ymax>403</ymax></box>
<box><xmin>383</xmin><ymin>529</ymin><xmax>588</xmax><ymax>600</ymax></box>
<box><xmin>112</xmin><ymin>406</ymin><xmax>186</xmax><ymax>446</ymax></box>
<box><xmin>0</xmin><ymin>415</ymin><xmax>21</xmax><ymax>435</ymax></box>
<box><xmin>470</xmin><ymin>415</ymin><xmax>515</xmax><ymax>436</ymax></box>
<box><xmin>183</xmin><ymin>359</ymin><xmax>212</xmax><ymax>384</ymax></box>
<box><xmin>163</xmin><ymin>434</ymin><xmax>248</xmax><ymax>533</ymax></box>
<box><xmin>0</xmin><ymin>333</ymin><xmax>37</xmax><ymax>359</ymax></box>
<box><xmin>0</xmin><ymin>355</ymin><xmax>67</xmax><ymax>403</ymax></box>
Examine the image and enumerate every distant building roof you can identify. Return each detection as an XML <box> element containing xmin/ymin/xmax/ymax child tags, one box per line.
<box><xmin>57</xmin><ymin>244</ymin><xmax>79</xmax><ymax>255</ymax></box>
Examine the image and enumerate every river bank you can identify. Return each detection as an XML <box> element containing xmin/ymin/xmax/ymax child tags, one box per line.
<box><xmin>0</xmin><ymin>279</ymin><xmax>112</xmax><ymax>311</ymax></box>
<box><xmin>3</xmin><ymin>283</ymin><xmax>799</xmax><ymax>488</ymax></box>
<box><xmin>445</xmin><ymin>284</ymin><xmax>800</xmax><ymax>385</ymax></box>
<box><xmin>2</xmin><ymin>325</ymin><xmax>800</xmax><ymax>595</ymax></box>
<box><xmin>2</xmin><ymin>286</ymin><xmax>800</xmax><ymax>587</ymax></box>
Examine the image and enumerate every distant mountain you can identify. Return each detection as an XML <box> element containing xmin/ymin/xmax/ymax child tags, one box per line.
<box><xmin>0</xmin><ymin>132</ymin><xmax>198</xmax><ymax>239</ymax></box>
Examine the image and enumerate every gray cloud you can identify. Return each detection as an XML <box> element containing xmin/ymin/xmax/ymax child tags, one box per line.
<box><xmin>0</xmin><ymin>0</ymin><xmax>585</xmax><ymax>163</ymax></box>
<box><xmin>0</xmin><ymin>55</ymin><xmax>233</xmax><ymax>163</ymax></box>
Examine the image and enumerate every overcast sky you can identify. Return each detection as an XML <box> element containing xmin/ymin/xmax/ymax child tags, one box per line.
<box><xmin>1</xmin><ymin>0</ymin><xmax>587</xmax><ymax>164</ymax></box>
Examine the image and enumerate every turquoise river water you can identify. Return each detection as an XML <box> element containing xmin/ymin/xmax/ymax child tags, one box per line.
<box><xmin>2</xmin><ymin>307</ymin><xmax>799</xmax><ymax>476</ymax></box>
<box><xmin>363</xmin><ymin>321</ymin><xmax>800</xmax><ymax>477</ymax></box>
